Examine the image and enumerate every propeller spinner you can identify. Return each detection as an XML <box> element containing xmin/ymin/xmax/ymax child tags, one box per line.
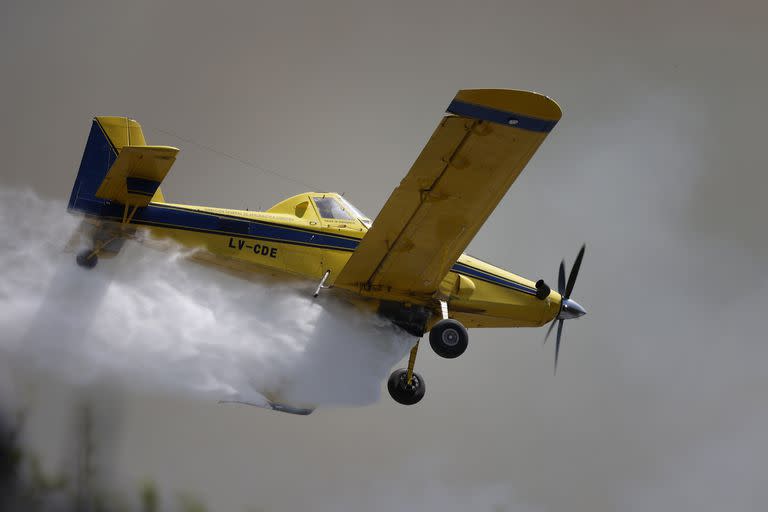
<box><xmin>544</xmin><ymin>244</ymin><xmax>587</xmax><ymax>372</ymax></box>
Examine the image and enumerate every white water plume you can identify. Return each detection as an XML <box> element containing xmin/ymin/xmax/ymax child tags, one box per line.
<box><xmin>0</xmin><ymin>188</ymin><xmax>415</xmax><ymax>409</ymax></box>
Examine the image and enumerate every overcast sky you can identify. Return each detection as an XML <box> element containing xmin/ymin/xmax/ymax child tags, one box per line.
<box><xmin>1</xmin><ymin>1</ymin><xmax>768</xmax><ymax>510</ymax></box>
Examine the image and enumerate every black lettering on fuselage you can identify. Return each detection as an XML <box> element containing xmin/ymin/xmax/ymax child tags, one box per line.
<box><xmin>228</xmin><ymin>237</ymin><xmax>277</xmax><ymax>259</ymax></box>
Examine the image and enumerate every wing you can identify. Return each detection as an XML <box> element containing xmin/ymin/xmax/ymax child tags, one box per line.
<box><xmin>334</xmin><ymin>89</ymin><xmax>561</xmax><ymax>298</ymax></box>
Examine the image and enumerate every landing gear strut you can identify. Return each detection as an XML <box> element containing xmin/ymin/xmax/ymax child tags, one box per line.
<box><xmin>386</xmin><ymin>301</ymin><xmax>471</xmax><ymax>405</ymax></box>
<box><xmin>387</xmin><ymin>341</ymin><xmax>426</xmax><ymax>405</ymax></box>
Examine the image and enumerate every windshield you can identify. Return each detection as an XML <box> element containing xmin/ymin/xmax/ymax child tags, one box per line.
<box><xmin>336</xmin><ymin>196</ymin><xmax>372</xmax><ymax>227</ymax></box>
<box><xmin>313</xmin><ymin>197</ymin><xmax>353</xmax><ymax>220</ymax></box>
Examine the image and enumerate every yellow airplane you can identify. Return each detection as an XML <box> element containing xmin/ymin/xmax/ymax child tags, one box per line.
<box><xmin>67</xmin><ymin>89</ymin><xmax>586</xmax><ymax>409</ymax></box>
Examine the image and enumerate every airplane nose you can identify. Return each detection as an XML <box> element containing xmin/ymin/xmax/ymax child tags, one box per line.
<box><xmin>559</xmin><ymin>298</ymin><xmax>586</xmax><ymax>320</ymax></box>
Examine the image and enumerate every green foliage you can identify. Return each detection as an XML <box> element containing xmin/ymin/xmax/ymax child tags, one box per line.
<box><xmin>0</xmin><ymin>404</ymin><xmax>225</xmax><ymax>512</ymax></box>
<box><xmin>27</xmin><ymin>453</ymin><xmax>69</xmax><ymax>492</ymax></box>
<box><xmin>141</xmin><ymin>481</ymin><xmax>160</xmax><ymax>512</ymax></box>
<box><xmin>0</xmin><ymin>418</ymin><xmax>22</xmax><ymax>483</ymax></box>
<box><xmin>176</xmin><ymin>493</ymin><xmax>208</xmax><ymax>512</ymax></box>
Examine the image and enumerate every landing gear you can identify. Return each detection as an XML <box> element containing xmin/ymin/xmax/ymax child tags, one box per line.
<box><xmin>76</xmin><ymin>249</ymin><xmax>98</xmax><ymax>269</ymax></box>
<box><xmin>429</xmin><ymin>318</ymin><xmax>468</xmax><ymax>359</ymax></box>
<box><xmin>387</xmin><ymin>341</ymin><xmax>426</xmax><ymax>405</ymax></box>
<box><xmin>388</xmin><ymin>369</ymin><xmax>425</xmax><ymax>405</ymax></box>
<box><xmin>384</xmin><ymin>302</ymin><xmax>469</xmax><ymax>405</ymax></box>
<box><xmin>75</xmin><ymin>232</ymin><xmax>122</xmax><ymax>270</ymax></box>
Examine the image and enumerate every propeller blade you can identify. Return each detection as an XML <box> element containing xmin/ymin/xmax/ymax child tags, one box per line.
<box><xmin>554</xmin><ymin>319</ymin><xmax>564</xmax><ymax>374</ymax></box>
<box><xmin>564</xmin><ymin>244</ymin><xmax>586</xmax><ymax>299</ymax></box>
<box><xmin>544</xmin><ymin>318</ymin><xmax>557</xmax><ymax>344</ymax></box>
<box><xmin>548</xmin><ymin>244</ymin><xmax>587</xmax><ymax>372</ymax></box>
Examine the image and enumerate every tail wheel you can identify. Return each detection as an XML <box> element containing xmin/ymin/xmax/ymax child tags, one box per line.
<box><xmin>387</xmin><ymin>369</ymin><xmax>425</xmax><ymax>405</ymax></box>
<box><xmin>76</xmin><ymin>249</ymin><xmax>98</xmax><ymax>269</ymax></box>
<box><xmin>429</xmin><ymin>319</ymin><xmax>468</xmax><ymax>359</ymax></box>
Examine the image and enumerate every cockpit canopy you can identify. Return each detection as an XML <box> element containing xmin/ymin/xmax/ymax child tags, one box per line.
<box><xmin>266</xmin><ymin>192</ymin><xmax>372</xmax><ymax>227</ymax></box>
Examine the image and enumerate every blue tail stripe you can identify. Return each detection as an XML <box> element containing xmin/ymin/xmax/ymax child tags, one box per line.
<box><xmin>126</xmin><ymin>177</ymin><xmax>161</xmax><ymax>196</ymax></box>
<box><xmin>68</xmin><ymin>119</ymin><xmax>116</xmax><ymax>210</ymax></box>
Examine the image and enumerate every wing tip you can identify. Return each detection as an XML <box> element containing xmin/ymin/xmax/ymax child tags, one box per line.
<box><xmin>451</xmin><ymin>89</ymin><xmax>562</xmax><ymax>130</ymax></box>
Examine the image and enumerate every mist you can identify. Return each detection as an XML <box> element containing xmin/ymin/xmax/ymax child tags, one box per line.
<box><xmin>0</xmin><ymin>188</ymin><xmax>415</xmax><ymax>410</ymax></box>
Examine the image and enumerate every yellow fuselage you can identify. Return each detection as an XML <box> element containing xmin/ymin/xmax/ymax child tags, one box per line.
<box><xmin>120</xmin><ymin>192</ymin><xmax>562</xmax><ymax>331</ymax></box>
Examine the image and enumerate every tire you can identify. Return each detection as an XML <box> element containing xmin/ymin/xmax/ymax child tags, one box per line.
<box><xmin>76</xmin><ymin>249</ymin><xmax>98</xmax><ymax>269</ymax></box>
<box><xmin>387</xmin><ymin>368</ymin><xmax>425</xmax><ymax>405</ymax></box>
<box><xmin>429</xmin><ymin>319</ymin><xmax>469</xmax><ymax>359</ymax></box>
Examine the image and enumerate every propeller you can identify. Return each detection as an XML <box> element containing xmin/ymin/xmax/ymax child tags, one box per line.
<box><xmin>544</xmin><ymin>244</ymin><xmax>587</xmax><ymax>373</ymax></box>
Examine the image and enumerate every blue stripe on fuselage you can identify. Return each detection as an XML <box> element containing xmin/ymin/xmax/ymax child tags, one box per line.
<box><xmin>451</xmin><ymin>262</ymin><xmax>536</xmax><ymax>295</ymax></box>
<box><xmin>71</xmin><ymin>199</ymin><xmax>360</xmax><ymax>251</ymax></box>
<box><xmin>69</xmin><ymin>197</ymin><xmax>534</xmax><ymax>293</ymax></box>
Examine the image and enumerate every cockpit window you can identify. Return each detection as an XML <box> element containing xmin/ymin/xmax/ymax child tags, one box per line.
<box><xmin>313</xmin><ymin>197</ymin><xmax>354</xmax><ymax>220</ymax></box>
<box><xmin>337</xmin><ymin>196</ymin><xmax>373</xmax><ymax>227</ymax></box>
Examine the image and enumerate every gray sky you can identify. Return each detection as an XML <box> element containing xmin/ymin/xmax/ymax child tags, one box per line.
<box><xmin>2</xmin><ymin>1</ymin><xmax>768</xmax><ymax>510</ymax></box>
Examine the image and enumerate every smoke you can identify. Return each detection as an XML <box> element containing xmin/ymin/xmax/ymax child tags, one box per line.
<box><xmin>0</xmin><ymin>188</ymin><xmax>415</xmax><ymax>410</ymax></box>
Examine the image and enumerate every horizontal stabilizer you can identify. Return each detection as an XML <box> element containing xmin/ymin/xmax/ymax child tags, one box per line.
<box><xmin>95</xmin><ymin>145</ymin><xmax>179</xmax><ymax>207</ymax></box>
<box><xmin>69</xmin><ymin>116</ymin><xmax>177</xmax><ymax>213</ymax></box>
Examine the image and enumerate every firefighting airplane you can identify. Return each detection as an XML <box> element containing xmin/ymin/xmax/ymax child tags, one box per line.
<box><xmin>67</xmin><ymin>89</ymin><xmax>586</xmax><ymax>413</ymax></box>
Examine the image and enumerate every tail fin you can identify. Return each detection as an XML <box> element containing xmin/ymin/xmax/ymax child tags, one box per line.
<box><xmin>152</xmin><ymin>186</ymin><xmax>165</xmax><ymax>203</ymax></box>
<box><xmin>69</xmin><ymin>117</ymin><xmax>170</xmax><ymax>214</ymax></box>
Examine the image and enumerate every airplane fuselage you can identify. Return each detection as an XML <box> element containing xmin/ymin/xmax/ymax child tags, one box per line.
<box><xmin>85</xmin><ymin>192</ymin><xmax>562</xmax><ymax>332</ymax></box>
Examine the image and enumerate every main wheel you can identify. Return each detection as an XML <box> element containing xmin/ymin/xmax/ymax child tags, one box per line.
<box><xmin>387</xmin><ymin>368</ymin><xmax>425</xmax><ymax>405</ymax></box>
<box><xmin>76</xmin><ymin>249</ymin><xmax>98</xmax><ymax>269</ymax></box>
<box><xmin>429</xmin><ymin>319</ymin><xmax>469</xmax><ymax>359</ymax></box>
